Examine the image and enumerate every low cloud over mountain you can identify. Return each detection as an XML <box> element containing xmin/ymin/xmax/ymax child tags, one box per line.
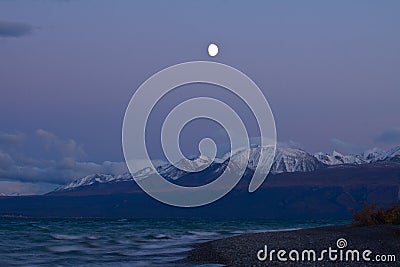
<box><xmin>0</xmin><ymin>130</ymin><xmax>127</xmax><ymax>195</ymax></box>
<box><xmin>374</xmin><ymin>127</ymin><xmax>400</xmax><ymax>145</ymax></box>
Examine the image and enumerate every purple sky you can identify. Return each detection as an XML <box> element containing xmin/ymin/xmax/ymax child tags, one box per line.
<box><xmin>0</xmin><ymin>1</ymin><xmax>399</xmax><ymax>194</ymax></box>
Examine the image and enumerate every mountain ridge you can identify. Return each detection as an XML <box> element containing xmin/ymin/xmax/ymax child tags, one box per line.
<box><xmin>53</xmin><ymin>145</ymin><xmax>400</xmax><ymax>194</ymax></box>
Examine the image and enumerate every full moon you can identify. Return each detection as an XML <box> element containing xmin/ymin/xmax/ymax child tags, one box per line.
<box><xmin>208</xmin><ymin>43</ymin><xmax>219</xmax><ymax>57</ymax></box>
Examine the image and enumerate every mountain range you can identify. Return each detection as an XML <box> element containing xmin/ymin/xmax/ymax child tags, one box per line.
<box><xmin>53</xmin><ymin>146</ymin><xmax>400</xmax><ymax>194</ymax></box>
<box><xmin>0</xmin><ymin>146</ymin><xmax>399</xmax><ymax>218</ymax></box>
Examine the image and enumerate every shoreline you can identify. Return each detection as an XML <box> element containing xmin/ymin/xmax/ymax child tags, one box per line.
<box><xmin>185</xmin><ymin>224</ymin><xmax>400</xmax><ymax>266</ymax></box>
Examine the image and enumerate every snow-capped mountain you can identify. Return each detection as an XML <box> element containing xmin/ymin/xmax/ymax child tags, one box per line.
<box><xmin>314</xmin><ymin>151</ymin><xmax>366</xmax><ymax>165</ymax></box>
<box><xmin>225</xmin><ymin>146</ymin><xmax>325</xmax><ymax>174</ymax></box>
<box><xmin>53</xmin><ymin>145</ymin><xmax>400</xmax><ymax>193</ymax></box>
<box><xmin>54</xmin><ymin>157</ymin><xmax>213</xmax><ymax>192</ymax></box>
<box><xmin>363</xmin><ymin>147</ymin><xmax>386</xmax><ymax>162</ymax></box>
<box><xmin>157</xmin><ymin>155</ymin><xmax>213</xmax><ymax>180</ymax></box>
<box><xmin>379</xmin><ymin>146</ymin><xmax>400</xmax><ymax>161</ymax></box>
<box><xmin>315</xmin><ymin>146</ymin><xmax>400</xmax><ymax>166</ymax></box>
<box><xmin>271</xmin><ymin>147</ymin><xmax>326</xmax><ymax>174</ymax></box>
<box><xmin>54</xmin><ymin>173</ymin><xmax>133</xmax><ymax>192</ymax></box>
<box><xmin>54</xmin><ymin>147</ymin><xmax>324</xmax><ymax>192</ymax></box>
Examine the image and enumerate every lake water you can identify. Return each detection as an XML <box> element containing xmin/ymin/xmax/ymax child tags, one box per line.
<box><xmin>0</xmin><ymin>218</ymin><xmax>349</xmax><ymax>266</ymax></box>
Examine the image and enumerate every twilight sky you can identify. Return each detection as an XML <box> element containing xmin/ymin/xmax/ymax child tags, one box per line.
<box><xmin>0</xmin><ymin>0</ymin><xmax>400</xmax><ymax>194</ymax></box>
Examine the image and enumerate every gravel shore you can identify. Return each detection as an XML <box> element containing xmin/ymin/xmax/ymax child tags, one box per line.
<box><xmin>186</xmin><ymin>224</ymin><xmax>400</xmax><ymax>266</ymax></box>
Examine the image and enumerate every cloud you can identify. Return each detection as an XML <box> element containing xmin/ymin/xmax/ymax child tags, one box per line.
<box><xmin>0</xmin><ymin>181</ymin><xmax>54</xmax><ymax>196</ymax></box>
<box><xmin>374</xmin><ymin>127</ymin><xmax>400</xmax><ymax>145</ymax></box>
<box><xmin>36</xmin><ymin>129</ymin><xmax>86</xmax><ymax>159</ymax></box>
<box><xmin>277</xmin><ymin>140</ymin><xmax>304</xmax><ymax>150</ymax></box>
<box><xmin>331</xmin><ymin>138</ymin><xmax>367</xmax><ymax>154</ymax></box>
<box><xmin>0</xmin><ymin>152</ymin><xmax>14</xmax><ymax>170</ymax></box>
<box><xmin>0</xmin><ymin>154</ymin><xmax>128</xmax><ymax>185</ymax></box>
<box><xmin>249</xmin><ymin>136</ymin><xmax>304</xmax><ymax>149</ymax></box>
<box><xmin>0</xmin><ymin>130</ymin><xmax>128</xmax><ymax>189</ymax></box>
<box><xmin>0</xmin><ymin>21</ymin><xmax>33</xmax><ymax>38</ymax></box>
<box><xmin>0</xmin><ymin>132</ymin><xmax>25</xmax><ymax>145</ymax></box>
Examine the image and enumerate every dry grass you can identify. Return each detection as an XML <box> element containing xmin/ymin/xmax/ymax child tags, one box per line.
<box><xmin>353</xmin><ymin>202</ymin><xmax>400</xmax><ymax>226</ymax></box>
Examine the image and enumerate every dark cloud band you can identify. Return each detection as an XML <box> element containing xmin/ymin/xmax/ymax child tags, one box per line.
<box><xmin>0</xmin><ymin>21</ymin><xmax>33</xmax><ymax>37</ymax></box>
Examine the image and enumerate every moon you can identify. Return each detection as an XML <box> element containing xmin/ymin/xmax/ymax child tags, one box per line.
<box><xmin>208</xmin><ymin>43</ymin><xmax>219</xmax><ymax>57</ymax></box>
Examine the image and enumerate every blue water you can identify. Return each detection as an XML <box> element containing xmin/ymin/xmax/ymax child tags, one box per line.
<box><xmin>0</xmin><ymin>218</ymin><xmax>349</xmax><ymax>266</ymax></box>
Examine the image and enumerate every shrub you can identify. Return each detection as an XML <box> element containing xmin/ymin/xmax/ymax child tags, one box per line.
<box><xmin>353</xmin><ymin>203</ymin><xmax>400</xmax><ymax>226</ymax></box>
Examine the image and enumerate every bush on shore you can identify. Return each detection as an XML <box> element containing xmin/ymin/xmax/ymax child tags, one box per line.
<box><xmin>353</xmin><ymin>203</ymin><xmax>400</xmax><ymax>226</ymax></box>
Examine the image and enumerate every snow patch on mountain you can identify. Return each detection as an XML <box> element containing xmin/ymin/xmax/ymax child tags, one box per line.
<box><xmin>271</xmin><ymin>147</ymin><xmax>325</xmax><ymax>174</ymax></box>
<box><xmin>157</xmin><ymin>156</ymin><xmax>213</xmax><ymax>180</ymax></box>
<box><xmin>381</xmin><ymin>146</ymin><xmax>400</xmax><ymax>160</ymax></box>
<box><xmin>223</xmin><ymin>146</ymin><xmax>324</xmax><ymax>174</ymax></box>
<box><xmin>315</xmin><ymin>146</ymin><xmax>400</xmax><ymax>165</ymax></box>
<box><xmin>314</xmin><ymin>151</ymin><xmax>366</xmax><ymax>165</ymax></box>
<box><xmin>55</xmin><ymin>172</ymin><xmax>138</xmax><ymax>192</ymax></box>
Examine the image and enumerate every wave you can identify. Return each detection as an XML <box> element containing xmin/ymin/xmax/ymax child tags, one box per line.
<box><xmin>188</xmin><ymin>231</ymin><xmax>219</xmax><ymax>236</ymax></box>
<box><xmin>50</xmin><ymin>234</ymin><xmax>83</xmax><ymax>240</ymax></box>
<box><xmin>116</xmin><ymin>247</ymin><xmax>190</xmax><ymax>257</ymax></box>
<box><xmin>47</xmin><ymin>245</ymin><xmax>84</xmax><ymax>253</ymax></box>
<box><xmin>144</xmin><ymin>233</ymin><xmax>172</xmax><ymax>240</ymax></box>
<box><xmin>0</xmin><ymin>218</ymin><xmax>346</xmax><ymax>266</ymax></box>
